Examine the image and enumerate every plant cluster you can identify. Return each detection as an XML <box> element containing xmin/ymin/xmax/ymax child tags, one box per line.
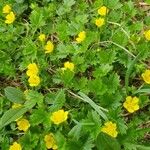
<box><xmin>0</xmin><ymin>0</ymin><xmax>150</xmax><ymax>150</ymax></box>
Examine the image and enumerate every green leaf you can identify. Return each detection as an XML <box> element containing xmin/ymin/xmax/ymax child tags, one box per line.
<box><xmin>57</xmin><ymin>0</ymin><xmax>75</xmax><ymax>16</ymax></box>
<box><xmin>104</xmin><ymin>0</ymin><xmax>119</xmax><ymax>8</ymax></box>
<box><xmin>105</xmin><ymin>73</ymin><xmax>120</xmax><ymax>94</ymax></box>
<box><xmin>134</xmin><ymin>88</ymin><xmax>150</xmax><ymax>95</ymax></box>
<box><xmin>96</xmin><ymin>133</ymin><xmax>121</xmax><ymax>150</ymax></box>
<box><xmin>146</xmin><ymin>0</ymin><xmax>150</xmax><ymax>4</ymax></box>
<box><xmin>93</xmin><ymin>64</ymin><xmax>113</xmax><ymax>78</ymax></box>
<box><xmin>112</xmin><ymin>31</ymin><xmax>128</xmax><ymax>46</ymax></box>
<box><xmin>4</xmin><ymin>86</ymin><xmax>25</xmax><ymax>104</ymax></box>
<box><xmin>55</xmin><ymin>132</ymin><xmax>66</xmax><ymax>150</ymax></box>
<box><xmin>68</xmin><ymin>123</ymin><xmax>82</xmax><ymax>140</ymax></box>
<box><xmin>30</xmin><ymin>108</ymin><xmax>49</xmax><ymax>126</ymax></box>
<box><xmin>82</xmin><ymin>137</ymin><xmax>94</xmax><ymax>150</ymax></box>
<box><xmin>26</xmin><ymin>90</ymin><xmax>44</xmax><ymax>107</ymax></box>
<box><xmin>82</xmin><ymin>111</ymin><xmax>102</xmax><ymax>138</ymax></box>
<box><xmin>0</xmin><ymin>107</ymin><xmax>28</xmax><ymax>130</ymax></box>
<box><xmin>125</xmin><ymin>52</ymin><xmax>142</xmax><ymax>95</ymax></box>
<box><xmin>29</xmin><ymin>9</ymin><xmax>45</xmax><ymax>28</ymax></box>
<box><xmin>49</xmin><ymin>90</ymin><xmax>66</xmax><ymax>112</ymax></box>
<box><xmin>88</xmin><ymin>78</ymin><xmax>107</xmax><ymax>95</ymax></box>
<box><xmin>23</xmin><ymin>39</ymin><xmax>37</xmax><ymax>56</ymax></box>
<box><xmin>78</xmin><ymin>92</ymin><xmax>108</xmax><ymax>120</ymax></box>
<box><xmin>124</xmin><ymin>142</ymin><xmax>150</xmax><ymax>150</ymax></box>
<box><xmin>61</xmin><ymin>70</ymin><xmax>74</xmax><ymax>86</ymax></box>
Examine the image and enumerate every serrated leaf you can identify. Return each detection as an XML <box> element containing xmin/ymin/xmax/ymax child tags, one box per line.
<box><xmin>55</xmin><ymin>132</ymin><xmax>66</xmax><ymax>150</ymax></box>
<box><xmin>68</xmin><ymin>123</ymin><xmax>82</xmax><ymax>140</ymax></box>
<box><xmin>49</xmin><ymin>90</ymin><xmax>66</xmax><ymax>112</ymax></box>
<box><xmin>30</xmin><ymin>109</ymin><xmax>49</xmax><ymax>126</ymax></box>
<box><xmin>29</xmin><ymin>10</ymin><xmax>45</xmax><ymax>28</ymax></box>
<box><xmin>96</xmin><ymin>133</ymin><xmax>121</xmax><ymax>150</ymax></box>
<box><xmin>26</xmin><ymin>90</ymin><xmax>44</xmax><ymax>106</ymax></box>
<box><xmin>104</xmin><ymin>0</ymin><xmax>119</xmax><ymax>8</ymax></box>
<box><xmin>106</xmin><ymin>73</ymin><xmax>120</xmax><ymax>94</ymax></box>
<box><xmin>4</xmin><ymin>86</ymin><xmax>25</xmax><ymax>104</ymax></box>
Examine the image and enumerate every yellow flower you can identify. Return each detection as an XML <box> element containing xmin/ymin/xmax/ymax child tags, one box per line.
<box><xmin>76</xmin><ymin>31</ymin><xmax>86</xmax><ymax>43</ymax></box>
<box><xmin>144</xmin><ymin>30</ymin><xmax>150</xmax><ymax>41</ymax></box>
<box><xmin>142</xmin><ymin>69</ymin><xmax>150</xmax><ymax>84</ymax></box>
<box><xmin>26</xmin><ymin>63</ymin><xmax>39</xmax><ymax>76</ymax></box>
<box><xmin>101</xmin><ymin>121</ymin><xmax>118</xmax><ymax>138</ymax></box>
<box><xmin>44</xmin><ymin>40</ymin><xmax>54</xmax><ymax>53</ymax></box>
<box><xmin>51</xmin><ymin>109</ymin><xmax>68</xmax><ymax>125</ymax></box>
<box><xmin>98</xmin><ymin>6</ymin><xmax>109</xmax><ymax>16</ymax></box>
<box><xmin>5</xmin><ymin>11</ymin><xmax>15</xmax><ymax>24</ymax></box>
<box><xmin>95</xmin><ymin>18</ymin><xmax>105</xmax><ymax>27</ymax></box>
<box><xmin>12</xmin><ymin>103</ymin><xmax>22</xmax><ymax>109</ymax></box>
<box><xmin>17</xmin><ymin>118</ymin><xmax>30</xmax><ymax>132</ymax></box>
<box><xmin>44</xmin><ymin>134</ymin><xmax>58</xmax><ymax>149</ymax></box>
<box><xmin>38</xmin><ymin>34</ymin><xmax>46</xmax><ymax>42</ymax></box>
<box><xmin>3</xmin><ymin>4</ymin><xmax>11</xmax><ymax>14</ymax></box>
<box><xmin>28</xmin><ymin>75</ymin><xmax>40</xmax><ymax>87</ymax></box>
<box><xmin>9</xmin><ymin>142</ymin><xmax>22</xmax><ymax>150</ymax></box>
<box><xmin>62</xmin><ymin>61</ymin><xmax>74</xmax><ymax>72</ymax></box>
<box><xmin>123</xmin><ymin>96</ymin><xmax>139</xmax><ymax>113</ymax></box>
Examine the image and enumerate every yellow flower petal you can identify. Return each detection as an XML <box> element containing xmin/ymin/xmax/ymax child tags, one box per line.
<box><xmin>9</xmin><ymin>142</ymin><xmax>22</xmax><ymax>150</ymax></box>
<box><xmin>12</xmin><ymin>103</ymin><xmax>22</xmax><ymax>109</ymax></box>
<box><xmin>144</xmin><ymin>30</ymin><xmax>150</xmax><ymax>41</ymax></box>
<box><xmin>64</xmin><ymin>61</ymin><xmax>74</xmax><ymax>72</ymax></box>
<box><xmin>28</xmin><ymin>75</ymin><xmax>40</xmax><ymax>87</ymax></box>
<box><xmin>123</xmin><ymin>96</ymin><xmax>139</xmax><ymax>113</ymax></box>
<box><xmin>142</xmin><ymin>69</ymin><xmax>150</xmax><ymax>84</ymax></box>
<box><xmin>44</xmin><ymin>40</ymin><xmax>54</xmax><ymax>53</ymax></box>
<box><xmin>101</xmin><ymin>121</ymin><xmax>118</xmax><ymax>138</ymax></box>
<box><xmin>76</xmin><ymin>31</ymin><xmax>86</xmax><ymax>43</ymax></box>
<box><xmin>51</xmin><ymin>109</ymin><xmax>68</xmax><ymax>125</ymax></box>
<box><xmin>5</xmin><ymin>11</ymin><xmax>15</xmax><ymax>24</ymax></box>
<box><xmin>44</xmin><ymin>134</ymin><xmax>57</xmax><ymax>149</ymax></box>
<box><xmin>3</xmin><ymin>4</ymin><xmax>11</xmax><ymax>14</ymax></box>
<box><xmin>95</xmin><ymin>18</ymin><xmax>105</xmax><ymax>27</ymax></box>
<box><xmin>26</xmin><ymin>63</ymin><xmax>39</xmax><ymax>76</ymax></box>
<box><xmin>38</xmin><ymin>34</ymin><xmax>46</xmax><ymax>42</ymax></box>
<box><xmin>98</xmin><ymin>6</ymin><xmax>109</xmax><ymax>16</ymax></box>
<box><xmin>17</xmin><ymin>118</ymin><xmax>30</xmax><ymax>132</ymax></box>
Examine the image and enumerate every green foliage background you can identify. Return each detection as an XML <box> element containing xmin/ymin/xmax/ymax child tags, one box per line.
<box><xmin>0</xmin><ymin>0</ymin><xmax>150</xmax><ymax>150</ymax></box>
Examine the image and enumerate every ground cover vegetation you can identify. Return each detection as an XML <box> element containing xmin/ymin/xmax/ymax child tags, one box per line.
<box><xmin>0</xmin><ymin>0</ymin><xmax>150</xmax><ymax>150</ymax></box>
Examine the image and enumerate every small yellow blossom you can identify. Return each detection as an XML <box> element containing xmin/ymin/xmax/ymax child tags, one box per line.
<box><xmin>95</xmin><ymin>18</ymin><xmax>105</xmax><ymax>27</ymax></box>
<box><xmin>26</xmin><ymin>63</ymin><xmax>39</xmax><ymax>76</ymax></box>
<box><xmin>28</xmin><ymin>75</ymin><xmax>40</xmax><ymax>87</ymax></box>
<box><xmin>101</xmin><ymin>121</ymin><xmax>118</xmax><ymax>138</ymax></box>
<box><xmin>76</xmin><ymin>31</ymin><xmax>86</xmax><ymax>43</ymax></box>
<box><xmin>142</xmin><ymin>69</ymin><xmax>150</xmax><ymax>84</ymax></box>
<box><xmin>98</xmin><ymin>6</ymin><xmax>109</xmax><ymax>16</ymax></box>
<box><xmin>38</xmin><ymin>34</ymin><xmax>46</xmax><ymax>42</ymax></box>
<box><xmin>17</xmin><ymin>118</ymin><xmax>30</xmax><ymax>132</ymax></box>
<box><xmin>3</xmin><ymin>4</ymin><xmax>11</xmax><ymax>14</ymax></box>
<box><xmin>123</xmin><ymin>96</ymin><xmax>139</xmax><ymax>113</ymax></box>
<box><xmin>44</xmin><ymin>40</ymin><xmax>54</xmax><ymax>53</ymax></box>
<box><xmin>9</xmin><ymin>142</ymin><xmax>22</xmax><ymax>150</ymax></box>
<box><xmin>51</xmin><ymin>109</ymin><xmax>68</xmax><ymax>125</ymax></box>
<box><xmin>44</xmin><ymin>134</ymin><xmax>58</xmax><ymax>149</ymax></box>
<box><xmin>5</xmin><ymin>11</ymin><xmax>15</xmax><ymax>24</ymax></box>
<box><xmin>144</xmin><ymin>30</ymin><xmax>150</xmax><ymax>41</ymax></box>
<box><xmin>62</xmin><ymin>61</ymin><xmax>74</xmax><ymax>72</ymax></box>
<box><xmin>12</xmin><ymin>103</ymin><xmax>22</xmax><ymax>109</ymax></box>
